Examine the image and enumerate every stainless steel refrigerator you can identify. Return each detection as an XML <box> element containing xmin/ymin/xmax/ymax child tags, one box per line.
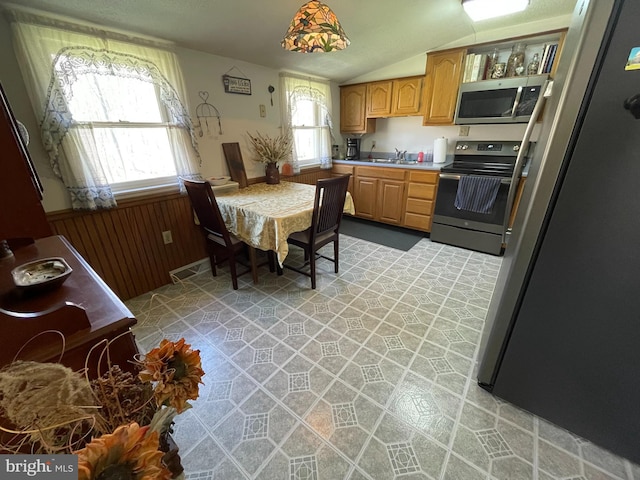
<box><xmin>477</xmin><ymin>0</ymin><xmax>640</xmax><ymax>464</ymax></box>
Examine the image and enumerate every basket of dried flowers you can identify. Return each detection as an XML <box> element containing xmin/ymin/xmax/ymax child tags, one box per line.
<box><xmin>0</xmin><ymin>337</ymin><xmax>204</xmax><ymax>480</ymax></box>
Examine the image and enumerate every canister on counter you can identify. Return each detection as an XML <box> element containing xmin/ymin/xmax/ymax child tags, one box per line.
<box><xmin>434</xmin><ymin>137</ymin><xmax>447</xmax><ymax>164</ymax></box>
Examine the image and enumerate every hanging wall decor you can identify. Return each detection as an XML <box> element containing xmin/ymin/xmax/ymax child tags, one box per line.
<box><xmin>222</xmin><ymin>66</ymin><xmax>251</xmax><ymax>95</ymax></box>
<box><xmin>195</xmin><ymin>91</ymin><xmax>223</xmax><ymax>137</ymax></box>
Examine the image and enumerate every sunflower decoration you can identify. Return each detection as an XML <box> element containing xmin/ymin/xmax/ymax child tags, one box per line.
<box><xmin>76</xmin><ymin>422</ymin><xmax>171</xmax><ymax>480</ymax></box>
<box><xmin>138</xmin><ymin>338</ymin><xmax>204</xmax><ymax>413</ymax></box>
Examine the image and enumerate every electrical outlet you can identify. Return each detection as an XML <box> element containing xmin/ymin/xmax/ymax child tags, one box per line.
<box><xmin>459</xmin><ymin>125</ymin><xmax>470</xmax><ymax>136</ymax></box>
<box><xmin>371</xmin><ymin>140</ymin><xmax>376</xmax><ymax>149</ymax></box>
<box><xmin>259</xmin><ymin>104</ymin><xmax>266</xmax><ymax>117</ymax></box>
<box><xmin>162</xmin><ymin>230</ymin><xmax>173</xmax><ymax>244</ymax></box>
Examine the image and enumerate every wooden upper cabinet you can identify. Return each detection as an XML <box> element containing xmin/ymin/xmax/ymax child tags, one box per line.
<box><xmin>391</xmin><ymin>76</ymin><xmax>423</xmax><ymax>116</ymax></box>
<box><xmin>366</xmin><ymin>77</ymin><xmax>423</xmax><ymax>118</ymax></box>
<box><xmin>422</xmin><ymin>48</ymin><xmax>465</xmax><ymax>125</ymax></box>
<box><xmin>366</xmin><ymin>80</ymin><xmax>393</xmax><ymax>117</ymax></box>
<box><xmin>340</xmin><ymin>83</ymin><xmax>375</xmax><ymax>134</ymax></box>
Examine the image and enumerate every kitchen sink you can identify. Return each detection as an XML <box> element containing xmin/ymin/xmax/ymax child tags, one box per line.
<box><xmin>352</xmin><ymin>158</ymin><xmax>417</xmax><ymax>165</ymax></box>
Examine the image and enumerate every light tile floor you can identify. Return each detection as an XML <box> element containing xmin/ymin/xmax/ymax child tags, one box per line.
<box><xmin>126</xmin><ymin>234</ymin><xmax>640</xmax><ymax>480</ymax></box>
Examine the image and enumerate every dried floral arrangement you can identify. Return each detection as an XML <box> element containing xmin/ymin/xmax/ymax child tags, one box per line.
<box><xmin>246</xmin><ymin>130</ymin><xmax>293</xmax><ymax>165</ymax></box>
<box><xmin>0</xmin><ymin>337</ymin><xmax>204</xmax><ymax>480</ymax></box>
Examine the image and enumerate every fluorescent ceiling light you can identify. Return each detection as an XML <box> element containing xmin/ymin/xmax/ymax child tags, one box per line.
<box><xmin>462</xmin><ymin>0</ymin><xmax>529</xmax><ymax>22</ymax></box>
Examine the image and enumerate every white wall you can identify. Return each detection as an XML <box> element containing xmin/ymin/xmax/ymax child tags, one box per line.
<box><xmin>177</xmin><ymin>47</ymin><xmax>283</xmax><ymax>182</ymax></box>
<box><xmin>178</xmin><ymin>50</ymin><xmax>344</xmax><ymax>182</ymax></box>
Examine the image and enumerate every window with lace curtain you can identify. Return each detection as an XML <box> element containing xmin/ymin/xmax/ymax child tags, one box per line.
<box><xmin>280</xmin><ymin>74</ymin><xmax>333</xmax><ymax>169</ymax></box>
<box><xmin>9</xmin><ymin>12</ymin><xmax>200</xmax><ymax>210</ymax></box>
<box><xmin>65</xmin><ymin>72</ymin><xmax>179</xmax><ymax>192</ymax></box>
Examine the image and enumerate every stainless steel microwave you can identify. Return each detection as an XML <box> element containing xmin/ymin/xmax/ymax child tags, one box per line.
<box><xmin>454</xmin><ymin>75</ymin><xmax>548</xmax><ymax>124</ymax></box>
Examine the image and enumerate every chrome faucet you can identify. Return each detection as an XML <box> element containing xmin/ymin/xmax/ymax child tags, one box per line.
<box><xmin>394</xmin><ymin>148</ymin><xmax>407</xmax><ymax>161</ymax></box>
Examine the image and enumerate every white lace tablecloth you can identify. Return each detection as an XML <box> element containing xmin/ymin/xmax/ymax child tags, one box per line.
<box><xmin>216</xmin><ymin>181</ymin><xmax>355</xmax><ymax>265</ymax></box>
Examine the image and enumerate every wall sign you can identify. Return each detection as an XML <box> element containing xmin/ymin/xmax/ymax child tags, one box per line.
<box><xmin>222</xmin><ymin>75</ymin><xmax>252</xmax><ymax>95</ymax></box>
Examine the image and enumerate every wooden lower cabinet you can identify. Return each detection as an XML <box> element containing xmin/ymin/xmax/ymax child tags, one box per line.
<box><xmin>352</xmin><ymin>167</ymin><xmax>406</xmax><ymax>225</ymax></box>
<box><xmin>404</xmin><ymin>170</ymin><xmax>439</xmax><ymax>231</ymax></box>
<box><xmin>378</xmin><ymin>179</ymin><xmax>406</xmax><ymax>224</ymax></box>
<box><xmin>354</xmin><ymin>176</ymin><xmax>376</xmax><ymax>219</ymax></box>
<box><xmin>334</xmin><ymin>165</ymin><xmax>440</xmax><ymax>232</ymax></box>
<box><xmin>331</xmin><ymin>164</ymin><xmax>354</xmax><ymax>194</ymax></box>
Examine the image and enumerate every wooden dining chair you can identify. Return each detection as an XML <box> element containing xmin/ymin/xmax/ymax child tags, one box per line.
<box><xmin>182</xmin><ymin>178</ymin><xmax>257</xmax><ymax>289</ymax></box>
<box><xmin>284</xmin><ymin>174</ymin><xmax>351</xmax><ymax>289</ymax></box>
<box><xmin>222</xmin><ymin>142</ymin><xmax>249</xmax><ymax>188</ymax></box>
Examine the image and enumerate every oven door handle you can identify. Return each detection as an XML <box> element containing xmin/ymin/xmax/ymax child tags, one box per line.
<box><xmin>510</xmin><ymin>86</ymin><xmax>524</xmax><ymax>118</ymax></box>
<box><xmin>439</xmin><ymin>173</ymin><xmax>511</xmax><ymax>184</ymax></box>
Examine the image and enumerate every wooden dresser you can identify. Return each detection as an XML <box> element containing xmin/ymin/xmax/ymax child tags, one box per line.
<box><xmin>0</xmin><ymin>235</ymin><xmax>138</xmax><ymax>378</ymax></box>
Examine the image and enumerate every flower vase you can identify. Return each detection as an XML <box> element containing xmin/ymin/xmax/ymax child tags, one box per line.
<box><xmin>265</xmin><ymin>162</ymin><xmax>280</xmax><ymax>184</ymax></box>
<box><xmin>160</xmin><ymin>432</ymin><xmax>184</xmax><ymax>479</ymax></box>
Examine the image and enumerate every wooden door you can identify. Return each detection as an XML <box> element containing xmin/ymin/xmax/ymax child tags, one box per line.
<box><xmin>353</xmin><ymin>176</ymin><xmax>377</xmax><ymax>219</ymax></box>
<box><xmin>392</xmin><ymin>77</ymin><xmax>423</xmax><ymax>116</ymax></box>
<box><xmin>366</xmin><ymin>80</ymin><xmax>392</xmax><ymax>117</ymax></box>
<box><xmin>340</xmin><ymin>84</ymin><xmax>374</xmax><ymax>134</ymax></box>
<box><xmin>377</xmin><ymin>179</ymin><xmax>406</xmax><ymax>225</ymax></box>
<box><xmin>423</xmin><ymin>49</ymin><xmax>465</xmax><ymax>125</ymax></box>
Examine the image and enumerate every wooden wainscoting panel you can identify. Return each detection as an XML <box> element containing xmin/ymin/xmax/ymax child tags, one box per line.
<box><xmin>47</xmin><ymin>193</ymin><xmax>207</xmax><ymax>301</ymax></box>
<box><xmin>282</xmin><ymin>167</ymin><xmax>332</xmax><ymax>185</ymax></box>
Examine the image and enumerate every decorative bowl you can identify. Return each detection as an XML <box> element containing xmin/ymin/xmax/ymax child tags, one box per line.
<box><xmin>11</xmin><ymin>257</ymin><xmax>73</xmax><ymax>293</ymax></box>
<box><xmin>208</xmin><ymin>176</ymin><xmax>230</xmax><ymax>186</ymax></box>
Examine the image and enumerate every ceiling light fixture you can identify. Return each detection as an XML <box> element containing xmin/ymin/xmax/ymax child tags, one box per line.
<box><xmin>281</xmin><ymin>1</ymin><xmax>350</xmax><ymax>53</ymax></box>
<box><xmin>462</xmin><ymin>0</ymin><xmax>529</xmax><ymax>22</ymax></box>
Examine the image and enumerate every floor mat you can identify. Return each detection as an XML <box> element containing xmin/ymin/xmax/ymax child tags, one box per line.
<box><xmin>339</xmin><ymin>215</ymin><xmax>425</xmax><ymax>251</ymax></box>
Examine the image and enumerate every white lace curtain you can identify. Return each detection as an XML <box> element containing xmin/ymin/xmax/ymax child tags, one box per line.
<box><xmin>9</xmin><ymin>11</ymin><xmax>200</xmax><ymax>210</ymax></box>
<box><xmin>280</xmin><ymin>73</ymin><xmax>334</xmax><ymax>170</ymax></box>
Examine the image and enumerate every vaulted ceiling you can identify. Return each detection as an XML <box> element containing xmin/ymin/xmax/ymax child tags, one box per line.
<box><xmin>1</xmin><ymin>0</ymin><xmax>578</xmax><ymax>83</ymax></box>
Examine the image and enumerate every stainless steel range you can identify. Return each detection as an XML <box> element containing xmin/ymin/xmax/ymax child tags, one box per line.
<box><xmin>430</xmin><ymin>140</ymin><xmax>532</xmax><ymax>255</ymax></box>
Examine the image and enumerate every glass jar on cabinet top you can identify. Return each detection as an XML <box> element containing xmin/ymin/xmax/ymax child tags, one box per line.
<box><xmin>527</xmin><ymin>53</ymin><xmax>540</xmax><ymax>75</ymax></box>
<box><xmin>506</xmin><ymin>42</ymin><xmax>526</xmax><ymax>77</ymax></box>
<box><xmin>487</xmin><ymin>48</ymin><xmax>500</xmax><ymax>79</ymax></box>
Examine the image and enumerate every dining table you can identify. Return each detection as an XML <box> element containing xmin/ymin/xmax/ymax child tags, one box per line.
<box><xmin>215</xmin><ymin>180</ymin><xmax>355</xmax><ymax>266</ymax></box>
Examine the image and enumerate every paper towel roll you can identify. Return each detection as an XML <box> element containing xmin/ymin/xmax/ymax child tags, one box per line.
<box><xmin>434</xmin><ymin>137</ymin><xmax>447</xmax><ymax>164</ymax></box>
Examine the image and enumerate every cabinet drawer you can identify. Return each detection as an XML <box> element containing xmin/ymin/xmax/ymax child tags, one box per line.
<box><xmin>407</xmin><ymin>183</ymin><xmax>436</xmax><ymax>200</ymax></box>
<box><xmin>406</xmin><ymin>198</ymin><xmax>433</xmax><ymax>214</ymax></box>
<box><xmin>409</xmin><ymin>170</ymin><xmax>439</xmax><ymax>183</ymax></box>
<box><xmin>404</xmin><ymin>212</ymin><xmax>431</xmax><ymax>230</ymax></box>
<box><xmin>356</xmin><ymin>166</ymin><xmax>406</xmax><ymax>180</ymax></box>
<box><xmin>332</xmin><ymin>165</ymin><xmax>354</xmax><ymax>176</ymax></box>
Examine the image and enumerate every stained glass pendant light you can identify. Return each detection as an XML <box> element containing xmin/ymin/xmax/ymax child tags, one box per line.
<box><xmin>281</xmin><ymin>1</ymin><xmax>350</xmax><ymax>53</ymax></box>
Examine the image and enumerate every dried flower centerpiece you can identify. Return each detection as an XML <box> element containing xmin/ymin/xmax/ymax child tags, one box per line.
<box><xmin>246</xmin><ymin>130</ymin><xmax>293</xmax><ymax>184</ymax></box>
<box><xmin>0</xmin><ymin>337</ymin><xmax>204</xmax><ymax>479</ymax></box>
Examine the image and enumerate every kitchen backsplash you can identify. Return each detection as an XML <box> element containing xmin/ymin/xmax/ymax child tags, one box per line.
<box><xmin>339</xmin><ymin>116</ymin><xmax>540</xmax><ymax>158</ymax></box>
